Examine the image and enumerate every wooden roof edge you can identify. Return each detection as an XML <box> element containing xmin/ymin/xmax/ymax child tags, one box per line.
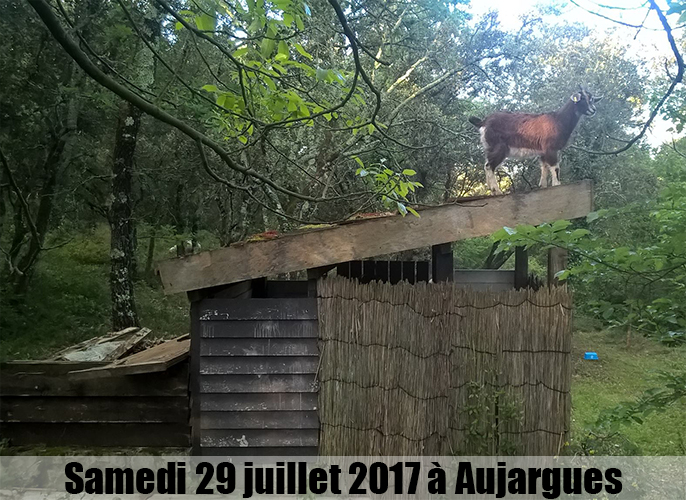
<box><xmin>156</xmin><ymin>180</ymin><xmax>593</xmax><ymax>295</ymax></box>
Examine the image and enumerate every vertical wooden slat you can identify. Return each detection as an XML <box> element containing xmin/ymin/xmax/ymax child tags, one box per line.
<box><xmin>375</xmin><ymin>261</ymin><xmax>389</xmax><ymax>283</ymax></box>
<box><xmin>251</xmin><ymin>278</ymin><xmax>268</xmax><ymax>298</ymax></box>
<box><xmin>547</xmin><ymin>248</ymin><xmax>568</xmax><ymax>286</ymax></box>
<box><xmin>514</xmin><ymin>246</ymin><xmax>528</xmax><ymax>289</ymax></box>
<box><xmin>389</xmin><ymin>261</ymin><xmax>402</xmax><ymax>284</ymax></box>
<box><xmin>350</xmin><ymin>261</ymin><xmax>362</xmax><ymax>280</ymax></box>
<box><xmin>432</xmin><ymin>243</ymin><xmax>454</xmax><ymax>282</ymax></box>
<box><xmin>359</xmin><ymin>260</ymin><xmax>374</xmax><ymax>284</ymax></box>
<box><xmin>190</xmin><ymin>299</ymin><xmax>202</xmax><ymax>455</ymax></box>
<box><xmin>336</xmin><ymin>262</ymin><xmax>350</xmax><ymax>278</ymax></box>
<box><xmin>402</xmin><ymin>261</ymin><xmax>415</xmax><ymax>284</ymax></box>
<box><xmin>416</xmin><ymin>261</ymin><xmax>429</xmax><ymax>283</ymax></box>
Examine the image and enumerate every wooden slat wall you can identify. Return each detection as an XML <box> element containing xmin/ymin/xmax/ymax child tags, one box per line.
<box><xmin>454</xmin><ymin>270</ymin><xmax>515</xmax><ymax>291</ymax></box>
<box><xmin>194</xmin><ymin>297</ymin><xmax>319</xmax><ymax>456</ymax></box>
<box><xmin>0</xmin><ymin>361</ymin><xmax>190</xmax><ymax>448</ymax></box>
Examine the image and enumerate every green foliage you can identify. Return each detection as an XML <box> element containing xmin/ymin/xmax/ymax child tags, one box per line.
<box><xmin>457</xmin><ymin>378</ymin><xmax>523</xmax><ymax>455</ymax></box>
<box><xmin>666</xmin><ymin>0</ymin><xmax>686</xmax><ymax>25</ymax></box>
<box><xmin>493</xmin><ymin>165</ymin><xmax>686</xmax><ymax>345</ymax></box>
<box><xmin>0</xmin><ymin>225</ymin><xmax>197</xmax><ymax>361</ymax></box>
<box><xmin>568</xmin><ymin>330</ymin><xmax>686</xmax><ymax>456</ymax></box>
<box><xmin>596</xmin><ymin>370</ymin><xmax>686</xmax><ymax>430</ymax></box>
<box><xmin>355</xmin><ymin>159</ymin><xmax>422</xmax><ymax>217</ymax></box>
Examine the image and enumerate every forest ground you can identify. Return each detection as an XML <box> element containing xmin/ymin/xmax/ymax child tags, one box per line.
<box><xmin>1</xmin><ymin>227</ymin><xmax>685</xmax><ymax>455</ymax></box>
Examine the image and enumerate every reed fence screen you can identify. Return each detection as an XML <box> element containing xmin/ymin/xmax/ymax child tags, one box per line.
<box><xmin>317</xmin><ymin>276</ymin><xmax>572</xmax><ymax>456</ymax></box>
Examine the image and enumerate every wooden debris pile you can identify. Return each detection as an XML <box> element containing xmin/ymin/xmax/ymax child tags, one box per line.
<box><xmin>46</xmin><ymin>327</ymin><xmax>190</xmax><ymax>380</ymax></box>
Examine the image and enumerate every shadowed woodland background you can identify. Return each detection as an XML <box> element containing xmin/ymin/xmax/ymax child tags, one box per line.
<box><xmin>1</xmin><ymin>0</ymin><xmax>685</xmax><ymax>455</ymax></box>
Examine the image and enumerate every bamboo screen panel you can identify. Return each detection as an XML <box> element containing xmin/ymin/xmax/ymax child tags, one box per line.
<box><xmin>317</xmin><ymin>276</ymin><xmax>572</xmax><ymax>456</ymax></box>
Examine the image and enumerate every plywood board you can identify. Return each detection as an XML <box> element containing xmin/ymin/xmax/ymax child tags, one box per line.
<box><xmin>67</xmin><ymin>336</ymin><xmax>190</xmax><ymax>379</ymax></box>
<box><xmin>49</xmin><ymin>328</ymin><xmax>150</xmax><ymax>362</ymax></box>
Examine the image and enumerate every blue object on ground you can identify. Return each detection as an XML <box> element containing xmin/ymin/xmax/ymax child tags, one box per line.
<box><xmin>584</xmin><ymin>352</ymin><xmax>599</xmax><ymax>360</ymax></box>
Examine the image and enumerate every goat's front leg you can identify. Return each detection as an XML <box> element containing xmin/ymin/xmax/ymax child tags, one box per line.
<box><xmin>539</xmin><ymin>161</ymin><xmax>549</xmax><ymax>188</ymax></box>
<box><xmin>550</xmin><ymin>165</ymin><xmax>561</xmax><ymax>186</ymax></box>
<box><xmin>484</xmin><ymin>163</ymin><xmax>503</xmax><ymax>195</ymax></box>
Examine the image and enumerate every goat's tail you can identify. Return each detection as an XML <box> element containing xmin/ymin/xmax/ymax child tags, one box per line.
<box><xmin>468</xmin><ymin>116</ymin><xmax>483</xmax><ymax>128</ymax></box>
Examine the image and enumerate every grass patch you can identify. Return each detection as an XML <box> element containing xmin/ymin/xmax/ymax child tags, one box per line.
<box><xmin>571</xmin><ymin>328</ymin><xmax>686</xmax><ymax>455</ymax></box>
<box><xmin>0</xmin><ymin>224</ymin><xmax>198</xmax><ymax>361</ymax></box>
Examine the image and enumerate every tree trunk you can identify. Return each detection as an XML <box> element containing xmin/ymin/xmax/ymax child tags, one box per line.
<box><xmin>109</xmin><ymin>101</ymin><xmax>142</xmax><ymax>330</ymax></box>
<box><xmin>14</xmin><ymin>135</ymin><xmax>65</xmax><ymax>294</ymax></box>
<box><xmin>144</xmin><ymin>228</ymin><xmax>156</xmax><ymax>277</ymax></box>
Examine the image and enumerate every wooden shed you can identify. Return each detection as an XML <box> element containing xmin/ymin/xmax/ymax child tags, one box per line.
<box><xmin>157</xmin><ymin>181</ymin><xmax>593</xmax><ymax>456</ymax></box>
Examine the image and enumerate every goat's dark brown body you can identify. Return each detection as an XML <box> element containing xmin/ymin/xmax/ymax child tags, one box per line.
<box><xmin>470</xmin><ymin>89</ymin><xmax>600</xmax><ymax>194</ymax></box>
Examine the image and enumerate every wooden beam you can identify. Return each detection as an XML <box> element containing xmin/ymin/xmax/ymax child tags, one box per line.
<box><xmin>157</xmin><ymin>181</ymin><xmax>593</xmax><ymax>294</ymax></box>
<box><xmin>432</xmin><ymin>243</ymin><xmax>454</xmax><ymax>282</ymax></box>
<box><xmin>548</xmin><ymin>247</ymin><xmax>568</xmax><ymax>287</ymax></box>
<box><xmin>514</xmin><ymin>246</ymin><xmax>528</xmax><ymax>290</ymax></box>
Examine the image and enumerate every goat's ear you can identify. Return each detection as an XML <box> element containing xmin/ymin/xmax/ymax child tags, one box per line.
<box><xmin>571</xmin><ymin>92</ymin><xmax>581</xmax><ymax>102</ymax></box>
<box><xmin>594</xmin><ymin>96</ymin><xmax>603</xmax><ymax>103</ymax></box>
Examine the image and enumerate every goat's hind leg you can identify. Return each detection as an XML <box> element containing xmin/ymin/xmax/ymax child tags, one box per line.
<box><xmin>485</xmin><ymin>145</ymin><xmax>507</xmax><ymax>195</ymax></box>
<box><xmin>540</xmin><ymin>152</ymin><xmax>560</xmax><ymax>188</ymax></box>
<box><xmin>539</xmin><ymin>159</ymin><xmax>549</xmax><ymax>188</ymax></box>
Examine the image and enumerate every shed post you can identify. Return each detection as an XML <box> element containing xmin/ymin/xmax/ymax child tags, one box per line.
<box><xmin>514</xmin><ymin>246</ymin><xmax>529</xmax><ymax>289</ymax></box>
<box><xmin>187</xmin><ymin>291</ymin><xmax>206</xmax><ymax>456</ymax></box>
<box><xmin>547</xmin><ymin>247</ymin><xmax>568</xmax><ymax>287</ymax></box>
<box><xmin>432</xmin><ymin>243</ymin><xmax>454</xmax><ymax>282</ymax></box>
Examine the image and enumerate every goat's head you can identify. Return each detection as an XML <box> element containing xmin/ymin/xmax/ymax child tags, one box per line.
<box><xmin>570</xmin><ymin>85</ymin><xmax>602</xmax><ymax>117</ymax></box>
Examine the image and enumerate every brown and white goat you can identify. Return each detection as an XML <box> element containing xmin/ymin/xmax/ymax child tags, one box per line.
<box><xmin>468</xmin><ymin>88</ymin><xmax>602</xmax><ymax>194</ymax></box>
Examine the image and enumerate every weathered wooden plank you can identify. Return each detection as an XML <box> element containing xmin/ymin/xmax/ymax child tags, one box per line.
<box><xmin>0</xmin><ymin>361</ymin><xmax>107</xmax><ymax>376</ymax></box>
<box><xmin>200</xmin><ymin>374</ymin><xmax>318</xmax><ymax>393</ymax></box>
<box><xmin>68</xmin><ymin>337</ymin><xmax>190</xmax><ymax>379</ymax></box>
<box><xmin>1</xmin><ymin>396</ymin><xmax>188</xmax><ymax>423</ymax></box>
<box><xmin>1</xmin><ymin>423</ymin><xmax>190</xmax><ymax>447</ymax></box>
<box><xmin>157</xmin><ymin>181</ymin><xmax>593</xmax><ymax>294</ymax></box>
<box><xmin>199</xmin><ymin>299</ymin><xmax>317</xmax><ymax>321</ymax></box>
<box><xmin>453</xmin><ymin>270</ymin><xmax>516</xmax><ymax>291</ymax></box>
<box><xmin>454</xmin><ymin>270</ymin><xmax>516</xmax><ymax>284</ymax></box>
<box><xmin>200</xmin><ymin>429</ymin><xmax>318</xmax><ymax>448</ymax></box>
<box><xmin>1</xmin><ymin>362</ymin><xmax>188</xmax><ymax>397</ymax></box>
<box><xmin>266</xmin><ymin>280</ymin><xmax>309</xmax><ymax>298</ymax></box>
<box><xmin>49</xmin><ymin>328</ymin><xmax>149</xmax><ymax>362</ymax></box>
<box><xmin>200</xmin><ymin>393</ymin><xmax>318</xmax><ymax>411</ymax></box>
<box><xmin>402</xmin><ymin>261</ymin><xmax>415</xmax><ymax>284</ymax></box>
<box><xmin>200</xmin><ymin>446</ymin><xmax>318</xmax><ymax>456</ymax></box>
<box><xmin>200</xmin><ymin>338</ymin><xmax>318</xmax><ymax>357</ymax></box>
<box><xmin>389</xmin><ymin>261</ymin><xmax>402</xmax><ymax>284</ymax></box>
<box><xmin>200</xmin><ymin>411</ymin><xmax>319</xmax><ymax>430</ymax></box>
<box><xmin>200</xmin><ymin>357</ymin><xmax>318</xmax><ymax>375</ymax></box>
<box><xmin>200</xmin><ymin>320</ymin><xmax>318</xmax><ymax>339</ymax></box>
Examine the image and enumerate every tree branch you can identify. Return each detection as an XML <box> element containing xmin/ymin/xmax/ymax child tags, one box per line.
<box><xmin>0</xmin><ymin>146</ymin><xmax>41</xmax><ymax>250</ymax></box>
<box><xmin>570</xmin><ymin>1</ymin><xmax>684</xmax><ymax>155</ymax></box>
<box><xmin>26</xmin><ymin>0</ymin><xmax>335</xmax><ymax>203</ymax></box>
